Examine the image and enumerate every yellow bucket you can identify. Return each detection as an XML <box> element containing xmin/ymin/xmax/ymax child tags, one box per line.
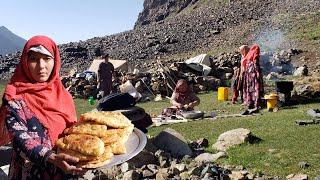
<box><xmin>266</xmin><ymin>98</ymin><xmax>278</xmax><ymax>109</ymax></box>
<box><xmin>218</xmin><ymin>87</ymin><xmax>228</xmax><ymax>101</ymax></box>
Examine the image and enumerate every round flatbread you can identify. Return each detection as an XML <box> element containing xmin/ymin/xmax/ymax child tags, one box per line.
<box><xmin>64</xmin><ymin>121</ymin><xmax>108</xmax><ymax>137</ymax></box>
<box><xmin>56</xmin><ymin>134</ymin><xmax>105</xmax><ymax>156</ymax></box>
<box><xmin>76</xmin><ymin>146</ymin><xmax>114</xmax><ymax>168</ymax></box>
<box><xmin>80</xmin><ymin>111</ymin><xmax>132</xmax><ymax>128</ymax></box>
<box><xmin>57</xmin><ymin>148</ymin><xmax>96</xmax><ymax>161</ymax></box>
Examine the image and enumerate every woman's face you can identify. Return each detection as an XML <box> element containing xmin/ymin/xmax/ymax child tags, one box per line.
<box><xmin>178</xmin><ymin>82</ymin><xmax>188</xmax><ymax>92</ymax></box>
<box><xmin>27</xmin><ymin>51</ymin><xmax>55</xmax><ymax>82</ymax></box>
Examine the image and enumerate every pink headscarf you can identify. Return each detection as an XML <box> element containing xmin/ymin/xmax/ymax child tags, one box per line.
<box><xmin>174</xmin><ymin>79</ymin><xmax>192</xmax><ymax>103</ymax></box>
<box><xmin>0</xmin><ymin>35</ymin><xmax>77</xmax><ymax>146</ymax></box>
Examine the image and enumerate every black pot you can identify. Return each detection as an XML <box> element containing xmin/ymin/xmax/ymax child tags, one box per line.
<box><xmin>275</xmin><ymin>81</ymin><xmax>293</xmax><ymax>94</ymax></box>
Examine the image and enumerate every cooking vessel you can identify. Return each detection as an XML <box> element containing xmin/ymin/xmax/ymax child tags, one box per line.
<box><xmin>181</xmin><ymin>110</ymin><xmax>205</xmax><ymax>119</ymax></box>
<box><xmin>275</xmin><ymin>81</ymin><xmax>293</xmax><ymax>93</ymax></box>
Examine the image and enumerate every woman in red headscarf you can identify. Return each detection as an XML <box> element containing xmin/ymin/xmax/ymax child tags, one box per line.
<box><xmin>241</xmin><ymin>44</ymin><xmax>264</xmax><ymax>110</ymax></box>
<box><xmin>0</xmin><ymin>36</ymin><xmax>86</xmax><ymax>179</ymax></box>
<box><xmin>162</xmin><ymin>79</ymin><xmax>200</xmax><ymax>116</ymax></box>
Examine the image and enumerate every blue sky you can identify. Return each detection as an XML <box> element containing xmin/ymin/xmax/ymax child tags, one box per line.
<box><xmin>1</xmin><ymin>1</ymin><xmax>144</xmax><ymax>44</ymax></box>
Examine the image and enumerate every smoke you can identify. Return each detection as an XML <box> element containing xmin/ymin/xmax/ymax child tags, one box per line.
<box><xmin>255</xmin><ymin>29</ymin><xmax>286</xmax><ymax>53</ymax></box>
<box><xmin>254</xmin><ymin>29</ymin><xmax>296</xmax><ymax>75</ymax></box>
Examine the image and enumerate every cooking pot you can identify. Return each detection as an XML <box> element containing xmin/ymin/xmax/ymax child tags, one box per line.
<box><xmin>181</xmin><ymin>110</ymin><xmax>205</xmax><ymax>119</ymax></box>
<box><xmin>275</xmin><ymin>81</ymin><xmax>293</xmax><ymax>93</ymax></box>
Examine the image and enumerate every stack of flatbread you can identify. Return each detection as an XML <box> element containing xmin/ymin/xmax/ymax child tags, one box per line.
<box><xmin>56</xmin><ymin>111</ymin><xmax>134</xmax><ymax>168</ymax></box>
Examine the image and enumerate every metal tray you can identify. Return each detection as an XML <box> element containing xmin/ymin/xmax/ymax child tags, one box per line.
<box><xmin>181</xmin><ymin>110</ymin><xmax>205</xmax><ymax>119</ymax></box>
<box><xmin>97</xmin><ymin>128</ymin><xmax>147</xmax><ymax>169</ymax></box>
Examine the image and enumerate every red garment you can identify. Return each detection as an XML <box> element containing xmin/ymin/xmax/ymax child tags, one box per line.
<box><xmin>174</xmin><ymin>79</ymin><xmax>192</xmax><ymax>103</ymax></box>
<box><xmin>242</xmin><ymin>44</ymin><xmax>264</xmax><ymax>108</ymax></box>
<box><xmin>242</xmin><ymin>44</ymin><xmax>260</xmax><ymax>70</ymax></box>
<box><xmin>0</xmin><ymin>35</ymin><xmax>77</xmax><ymax>146</ymax></box>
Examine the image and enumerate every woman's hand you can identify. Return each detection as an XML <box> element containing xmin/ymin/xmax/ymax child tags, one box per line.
<box><xmin>48</xmin><ymin>153</ymin><xmax>87</xmax><ymax>175</ymax></box>
<box><xmin>176</xmin><ymin>103</ymin><xmax>184</xmax><ymax>109</ymax></box>
<box><xmin>187</xmin><ymin>102</ymin><xmax>197</xmax><ymax>109</ymax></box>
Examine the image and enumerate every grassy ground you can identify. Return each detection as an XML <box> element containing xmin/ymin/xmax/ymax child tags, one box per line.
<box><xmin>1</xmin><ymin>83</ymin><xmax>320</xmax><ymax>177</ymax></box>
<box><xmin>139</xmin><ymin>92</ymin><xmax>320</xmax><ymax>178</ymax></box>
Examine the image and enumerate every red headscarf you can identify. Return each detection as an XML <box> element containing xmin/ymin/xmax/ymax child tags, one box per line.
<box><xmin>242</xmin><ymin>44</ymin><xmax>260</xmax><ymax>70</ymax></box>
<box><xmin>174</xmin><ymin>79</ymin><xmax>192</xmax><ymax>103</ymax></box>
<box><xmin>0</xmin><ymin>35</ymin><xmax>77</xmax><ymax>146</ymax></box>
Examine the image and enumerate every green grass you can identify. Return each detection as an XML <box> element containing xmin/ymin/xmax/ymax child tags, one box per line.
<box><xmin>273</xmin><ymin>12</ymin><xmax>320</xmax><ymax>43</ymax></box>
<box><xmin>138</xmin><ymin>91</ymin><xmax>320</xmax><ymax>178</ymax></box>
<box><xmin>0</xmin><ymin>85</ymin><xmax>5</xmax><ymax>95</ymax></box>
<box><xmin>1</xmin><ymin>84</ymin><xmax>320</xmax><ymax>177</ymax></box>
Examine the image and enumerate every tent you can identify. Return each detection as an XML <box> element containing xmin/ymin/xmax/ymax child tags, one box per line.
<box><xmin>185</xmin><ymin>54</ymin><xmax>212</xmax><ymax>76</ymax></box>
<box><xmin>88</xmin><ymin>59</ymin><xmax>135</xmax><ymax>75</ymax></box>
<box><xmin>185</xmin><ymin>54</ymin><xmax>211</xmax><ymax>66</ymax></box>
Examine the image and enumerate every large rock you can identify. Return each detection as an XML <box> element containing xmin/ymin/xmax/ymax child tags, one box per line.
<box><xmin>212</xmin><ymin>128</ymin><xmax>251</xmax><ymax>151</ymax></box>
<box><xmin>294</xmin><ymin>76</ymin><xmax>320</xmax><ymax>98</ymax></box>
<box><xmin>286</xmin><ymin>174</ymin><xmax>308</xmax><ymax>180</ymax></box>
<box><xmin>293</xmin><ymin>66</ymin><xmax>308</xmax><ymax>76</ymax></box>
<box><xmin>152</xmin><ymin>128</ymin><xmax>193</xmax><ymax>158</ymax></box>
<box><xmin>127</xmin><ymin>149</ymin><xmax>157</xmax><ymax>168</ymax></box>
<box><xmin>194</xmin><ymin>152</ymin><xmax>226</xmax><ymax>163</ymax></box>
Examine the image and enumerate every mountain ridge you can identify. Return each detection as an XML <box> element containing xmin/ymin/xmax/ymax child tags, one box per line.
<box><xmin>0</xmin><ymin>26</ymin><xmax>26</xmax><ymax>55</ymax></box>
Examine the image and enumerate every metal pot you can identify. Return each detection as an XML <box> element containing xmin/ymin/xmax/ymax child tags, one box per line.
<box><xmin>181</xmin><ymin>110</ymin><xmax>205</xmax><ymax>119</ymax></box>
<box><xmin>275</xmin><ymin>81</ymin><xmax>293</xmax><ymax>93</ymax></box>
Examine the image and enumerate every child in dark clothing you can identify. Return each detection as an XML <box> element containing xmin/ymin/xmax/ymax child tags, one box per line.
<box><xmin>231</xmin><ymin>66</ymin><xmax>243</xmax><ymax>104</ymax></box>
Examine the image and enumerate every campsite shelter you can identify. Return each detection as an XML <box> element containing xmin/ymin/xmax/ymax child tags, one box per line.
<box><xmin>88</xmin><ymin>59</ymin><xmax>136</xmax><ymax>75</ymax></box>
<box><xmin>184</xmin><ymin>54</ymin><xmax>212</xmax><ymax>76</ymax></box>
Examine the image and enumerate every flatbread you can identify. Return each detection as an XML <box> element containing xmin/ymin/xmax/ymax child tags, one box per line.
<box><xmin>63</xmin><ymin>121</ymin><xmax>108</xmax><ymax>137</ymax></box>
<box><xmin>109</xmin><ymin>142</ymin><xmax>126</xmax><ymax>155</ymax></box>
<box><xmin>100</xmin><ymin>125</ymin><xmax>133</xmax><ymax>145</ymax></box>
<box><xmin>76</xmin><ymin>146</ymin><xmax>114</xmax><ymax>168</ymax></box>
<box><xmin>56</xmin><ymin>134</ymin><xmax>105</xmax><ymax>156</ymax></box>
<box><xmin>80</xmin><ymin>111</ymin><xmax>132</xmax><ymax>128</ymax></box>
<box><xmin>57</xmin><ymin>148</ymin><xmax>96</xmax><ymax>161</ymax></box>
<box><xmin>78</xmin><ymin>159</ymin><xmax>111</xmax><ymax>169</ymax></box>
<box><xmin>100</xmin><ymin>132</ymin><xmax>122</xmax><ymax>145</ymax></box>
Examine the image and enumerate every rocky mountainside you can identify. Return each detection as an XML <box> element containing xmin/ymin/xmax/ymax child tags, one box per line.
<box><xmin>0</xmin><ymin>0</ymin><xmax>319</xmax><ymax>80</ymax></box>
<box><xmin>0</xmin><ymin>26</ymin><xmax>26</xmax><ymax>56</ymax></box>
<box><xmin>134</xmin><ymin>0</ymin><xmax>199</xmax><ymax>27</ymax></box>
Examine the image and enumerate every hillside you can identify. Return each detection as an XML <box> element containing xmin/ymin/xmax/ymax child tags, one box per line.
<box><xmin>0</xmin><ymin>26</ymin><xmax>26</xmax><ymax>56</ymax></box>
<box><xmin>0</xmin><ymin>0</ymin><xmax>319</xmax><ymax>80</ymax></box>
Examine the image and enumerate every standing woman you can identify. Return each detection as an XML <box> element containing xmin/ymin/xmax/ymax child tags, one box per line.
<box><xmin>0</xmin><ymin>36</ymin><xmax>85</xmax><ymax>179</ymax></box>
<box><xmin>237</xmin><ymin>45</ymin><xmax>250</xmax><ymax>105</ymax></box>
<box><xmin>97</xmin><ymin>54</ymin><xmax>115</xmax><ymax>98</ymax></box>
<box><xmin>242</xmin><ymin>44</ymin><xmax>264</xmax><ymax>110</ymax></box>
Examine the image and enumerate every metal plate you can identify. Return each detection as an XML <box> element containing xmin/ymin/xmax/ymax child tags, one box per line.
<box><xmin>97</xmin><ymin>128</ymin><xmax>147</xmax><ymax>169</ymax></box>
<box><xmin>181</xmin><ymin>110</ymin><xmax>204</xmax><ymax>119</ymax></box>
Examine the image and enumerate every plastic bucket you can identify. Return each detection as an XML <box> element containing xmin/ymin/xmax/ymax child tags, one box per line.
<box><xmin>267</xmin><ymin>98</ymin><xmax>277</xmax><ymax>109</ymax></box>
<box><xmin>218</xmin><ymin>87</ymin><xmax>228</xmax><ymax>101</ymax></box>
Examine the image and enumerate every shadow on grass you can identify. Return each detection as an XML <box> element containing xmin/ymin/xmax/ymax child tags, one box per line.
<box><xmin>279</xmin><ymin>106</ymin><xmax>298</xmax><ymax>110</ymax></box>
<box><xmin>290</xmin><ymin>96</ymin><xmax>320</xmax><ymax>105</ymax></box>
<box><xmin>248</xmin><ymin>135</ymin><xmax>263</xmax><ymax>144</ymax></box>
